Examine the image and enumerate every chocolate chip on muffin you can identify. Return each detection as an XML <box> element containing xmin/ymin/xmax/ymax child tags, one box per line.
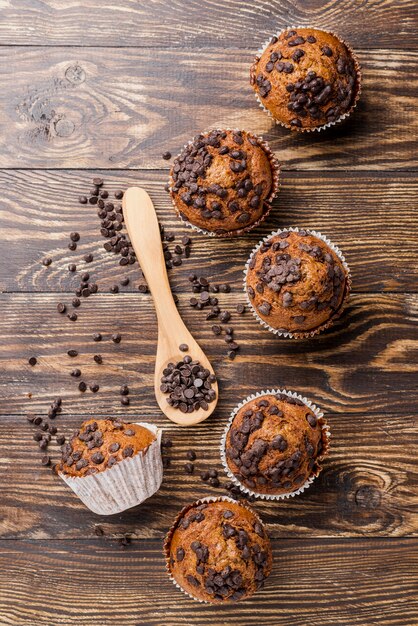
<box><xmin>250</xmin><ymin>28</ymin><xmax>361</xmax><ymax>131</ymax></box>
<box><xmin>246</xmin><ymin>229</ymin><xmax>349</xmax><ymax>336</ymax></box>
<box><xmin>165</xmin><ymin>498</ymin><xmax>272</xmax><ymax>603</ymax></box>
<box><xmin>223</xmin><ymin>392</ymin><xmax>329</xmax><ymax>496</ymax></box>
<box><xmin>169</xmin><ymin>129</ymin><xmax>279</xmax><ymax>236</ymax></box>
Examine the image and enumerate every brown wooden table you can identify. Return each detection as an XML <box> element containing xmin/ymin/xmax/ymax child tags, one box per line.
<box><xmin>0</xmin><ymin>2</ymin><xmax>417</xmax><ymax>625</ymax></box>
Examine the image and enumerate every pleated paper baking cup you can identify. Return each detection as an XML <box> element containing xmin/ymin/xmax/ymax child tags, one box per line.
<box><xmin>220</xmin><ymin>389</ymin><xmax>330</xmax><ymax>501</ymax></box>
<box><xmin>244</xmin><ymin>227</ymin><xmax>352</xmax><ymax>339</ymax></box>
<box><xmin>163</xmin><ymin>496</ymin><xmax>270</xmax><ymax>603</ymax></box>
<box><xmin>168</xmin><ymin>129</ymin><xmax>280</xmax><ymax>238</ymax></box>
<box><xmin>250</xmin><ymin>27</ymin><xmax>362</xmax><ymax>133</ymax></box>
<box><xmin>59</xmin><ymin>423</ymin><xmax>163</xmax><ymax>515</ymax></box>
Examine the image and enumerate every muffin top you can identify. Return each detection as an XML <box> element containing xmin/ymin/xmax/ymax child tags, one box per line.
<box><xmin>246</xmin><ymin>229</ymin><xmax>348</xmax><ymax>334</ymax></box>
<box><xmin>58</xmin><ymin>419</ymin><xmax>155</xmax><ymax>477</ymax></box>
<box><xmin>250</xmin><ymin>27</ymin><xmax>360</xmax><ymax>130</ymax></box>
<box><xmin>169</xmin><ymin>129</ymin><xmax>275</xmax><ymax>235</ymax></box>
<box><xmin>166</xmin><ymin>499</ymin><xmax>272</xmax><ymax>603</ymax></box>
<box><xmin>225</xmin><ymin>393</ymin><xmax>328</xmax><ymax>495</ymax></box>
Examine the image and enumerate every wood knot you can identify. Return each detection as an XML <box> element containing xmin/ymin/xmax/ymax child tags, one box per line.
<box><xmin>355</xmin><ymin>485</ymin><xmax>381</xmax><ymax>509</ymax></box>
<box><xmin>54</xmin><ymin>118</ymin><xmax>75</xmax><ymax>137</ymax></box>
<box><xmin>65</xmin><ymin>64</ymin><xmax>86</xmax><ymax>85</ymax></box>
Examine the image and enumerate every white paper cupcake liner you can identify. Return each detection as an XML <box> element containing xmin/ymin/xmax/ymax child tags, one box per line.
<box><xmin>59</xmin><ymin>422</ymin><xmax>163</xmax><ymax>515</ymax></box>
<box><xmin>163</xmin><ymin>495</ymin><xmax>269</xmax><ymax>603</ymax></box>
<box><xmin>220</xmin><ymin>388</ymin><xmax>330</xmax><ymax>501</ymax></box>
<box><xmin>250</xmin><ymin>26</ymin><xmax>362</xmax><ymax>133</ymax></box>
<box><xmin>168</xmin><ymin>129</ymin><xmax>281</xmax><ymax>238</ymax></box>
<box><xmin>244</xmin><ymin>226</ymin><xmax>352</xmax><ymax>339</ymax></box>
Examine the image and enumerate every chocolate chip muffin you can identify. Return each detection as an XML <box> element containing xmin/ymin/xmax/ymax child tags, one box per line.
<box><xmin>165</xmin><ymin>498</ymin><xmax>272</xmax><ymax>603</ymax></box>
<box><xmin>245</xmin><ymin>229</ymin><xmax>350</xmax><ymax>337</ymax></box>
<box><xmin>57</xmin><ymin>420</ymin><xmax>163</xmax><ymax>515</ymax></box>
<box><xmin>222</xmin><ymin>392</ymin><xmax>329</xmax><ymax>497</ymax></box>
<box><xmin>169</xmin><ymin>129</ymin><xmax>279</xmax><ymax>236</ymax></box>
<box><xmin>250</xmin><ymin>28</ymin><xmax>361</xmax><ymax>131</ymax></box>
<box><xmin>58</xmin><ymin>419</ymin><xmax>155</xmax><ymax>477</ymax></box>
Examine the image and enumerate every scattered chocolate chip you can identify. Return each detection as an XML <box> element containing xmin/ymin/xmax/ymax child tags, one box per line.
<box><xmin>78</xmin><ymin>381</ymin><xmax>87</xmax><ymax>392</ymax></box>
<box><xmin>93</xmin><ymin>354</ymin><xmax>103</xmax><ymax>364</ymax></box>
<box><xmin>112</xmin><ymin>333</ymin><xmax>121</xmax><ymax>343</ymax></box>
<box><xmin>120</xmin><ymin>384</ymin><xmax>129</xmax><ymax>396</ymax></box>
<box><xmin>186</xmin><ymin>450</ymin><xmax>197</xmax><ymax>461</ymax></box>
<box><xmin>179</xmin><ymin>343</ymin><xmax>189</xmax><ymax>352</ymax></box>
<box><xmin>93</xmin><ymin>333</ymin><xmax>102</xmax><ymax>342</ymax></box>
<box><xmin>57</xmin><ymin>303</ymin><xmax>66</xmax><ymax>314</ymax></box>
<box><xmin>28</xmin><ymin>357</ymin><xmax>37</xmax><ymax>366</ymax></box>
<box><xmin>90</xmin><ymin>384</ymin><xmax>99</xmax><ymax>393</ymax></box>
<box><xmin>162</xmin><ymin>151</ymin><xmax>172</xmax><ymax>160</ymax></box>
<box><xmin>67</xmin><ymin>349</ymin><xmax>78</xmax><ymax>358</ymax></box>
<box><xmin>184</xmin><ymin>462</ymin><xmax>194</xmax><ymax>474</ymax></box>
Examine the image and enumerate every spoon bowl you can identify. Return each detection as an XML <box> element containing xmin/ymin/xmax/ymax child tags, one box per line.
<box><xmin>122</xmin><ymin>186</ymin><xmax>218</xmax><ymax>426</ymax></box>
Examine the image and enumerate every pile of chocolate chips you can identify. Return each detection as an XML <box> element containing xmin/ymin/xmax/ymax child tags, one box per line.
<box><xmin>160</xmin><ymin>354</ymin><xmax>217</xmax><ymax>413</ymax></box>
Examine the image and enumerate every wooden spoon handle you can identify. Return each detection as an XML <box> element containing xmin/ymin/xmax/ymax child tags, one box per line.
<box><xmin>122</xmin><ymin>187</ymin><xmax>179</xmax><ymax>327</ymax></box>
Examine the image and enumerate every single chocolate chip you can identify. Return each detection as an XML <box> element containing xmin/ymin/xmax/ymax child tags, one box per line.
<box><xmin>184</xmin><ymin>462</ymin><xmax>194</xmax><ymax>474</ymax></box>
<box><xmin>179</xmin><ymin>343</ymin><xmax>189</xmax><ymax>352</ymax></box>
<box><xmin>67</xmin><ymin>349</ymin><xmax>78</xmax><ymax>358</ymax></box>
<box><xmin>92</xmin><ymin>452</ymin><xmax>104</xmax><ymax>464</ymax></box>
<box><xmin>90</xmin><ymin>384</ymin><xmax>99</xmax><ymax>393</ymax></box>
<box><xmin>121</xmin><ymin>396</ymin><xmax>130</xmax><ymax>406</ymax></box>
<box><xmin>28</xmin><ymin>357</ymin><xmax>37</xmax><ymax>366</ymax></box>
<box><xmin>186</xmin><ymin>450</ymin><xmax>197</xmax><ymax>461</ymax></box>
<box><xmin>122</xmin><ymin>446</ymin><xmax>134</xmax><ymax>458</ymax></box>
<box><xmin>93</xmin><ymin>333</ymin><xmax>102</xmax><ymax>342</ymax></box>
<box><xmin>93</xmin><ymin>354</ymin><xmax>103</xmax><ymax>364</ymax></box>
<box><xmin>79</xmin><ymin>195</ymin><xmax>88</xmax><ymax>204</ymax></box>
<box><xmin>78</xmin><ymin>381</ymin><xmax>87</xmax><ymax>392</ymax></box>
<box><xmin>112</xmin><ymin>333</ymin><xmax>121</xmax><ymax>343</ymax></box>
<box><xmin>57</xmin><ymin>303</ymin><xmax>66</xmax><ymax>314</ymax></box>
<box><xmin>120</xmin><ymin>384</ymin><xmax>129</xmax><ymax>396</ymax></box>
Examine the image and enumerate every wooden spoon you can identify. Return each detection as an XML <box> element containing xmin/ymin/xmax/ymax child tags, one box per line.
<box><xmin>122</xmin><ymin>186</ymin><xmax>218</xmax><ymax>426</ymax></box>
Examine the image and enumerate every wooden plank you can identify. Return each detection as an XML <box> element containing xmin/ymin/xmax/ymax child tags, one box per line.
<box><xmin>0</xmin><ymin>412</ymin><xmax>416</xmax><ymax>539</ymax></box>
<box><xmin>1</xmin><ymin>292</ymin><xmax>417</xmax><ymax>416</ymax></box>
<box><xmin>1</xmin><ymin>170</ymin><xmax>417</xmax><ymax>293</ymax></box>
<box><xmin>0</xmin><ymin>539</ymin><xmax>416</xmax><ymax>625</ymax></box>
<box><xmin>0</xmin><ymin>47</ymin><xmax>417</xmax><ymax>170</ymax></box>
<box><xmin>0</xmin><ymin>0</ymin><xmax>416</xmax><ymax>50</ymax></box>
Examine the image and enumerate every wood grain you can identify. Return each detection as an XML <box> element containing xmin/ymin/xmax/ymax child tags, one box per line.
<box><xmin>0</xmin><ymin>0</ymin><xmax>417</xmax><ymax>49</ymax></box>
<box><xmin>1</xmin><ymin>1</ymin><xmax>417</xmax><ymax>622</ymax></box>
<box><xmin>0</xmin><ymin>47</ymin><xmax>417</xmax><ymax>169</ymax></box>
<box><xmin>0</xmin><ymin>539</ymin><xmax>416</xmax><ymax>625</ymax></box>
<box><xmin>1</xmin><ymin>170</ymin><xmax>417</xmax><ymax>293</ymax></box>
<box><xmin>0</xmin><ymin>412</ymin><xmax>416</xmax><ymax>539</ymax></box>
<box><xmin>1</xmin><ymin>292</ymin><xmax>417</xmax><ymax>415</ymax></box>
